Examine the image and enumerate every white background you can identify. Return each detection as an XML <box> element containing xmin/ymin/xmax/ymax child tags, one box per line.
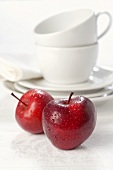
<box><xmin>0</xmin><ymin>0</ymin><xmax>113</xmax><ymax>67</ymax></box>
<box><xmin>0</xmin><ymin>1</ymin><xmax>113</xmax><ymax>170</ymax></box>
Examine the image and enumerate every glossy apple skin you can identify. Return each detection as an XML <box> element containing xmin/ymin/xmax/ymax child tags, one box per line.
<box><xmin>42</xmin><ymin>96</ymin><xmax>96</xmax><ymax>150</ymax></box>
<box><xmin>15</xmin><ymin>89</ymin><xmax>53</xmax><ymax>134</ymax></box>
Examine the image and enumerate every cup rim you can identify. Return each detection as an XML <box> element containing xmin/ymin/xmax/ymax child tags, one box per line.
<box><xmin>34</xmin><ymin>8</ymin><xmax>94</xmax><ymax>36</ymax></box>
<box><xmin>36</xmin><ymin>42</ymin><xmax>98</xmax><ymax>50</ymax></box>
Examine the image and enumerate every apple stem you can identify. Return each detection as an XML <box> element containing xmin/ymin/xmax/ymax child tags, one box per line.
<box><xmin>67</xmin><ymin>92</ymin><xmax>74</xmax><ymax>104</ymax></box>
<box><xmin>11</xmin><ymin>92</ymin><xmax>27</xmax><ymax>107</ymax></box>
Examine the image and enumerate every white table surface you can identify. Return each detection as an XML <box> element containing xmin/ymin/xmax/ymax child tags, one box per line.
<box><xmin>0</xmin><ymin>1</ymin><xmax>113</xmax><ymax>170</ymax></box>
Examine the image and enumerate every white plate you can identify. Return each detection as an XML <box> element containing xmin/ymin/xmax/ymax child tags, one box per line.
<box><xmin>14</xmin><ymin>82</ymin><xmax>113</xmax><ymax>98</ymax></box>
<box><xmin>18</xmin><ymin>66</ymin><xmax>113</xmax><ymax>92</ymax></box>
<box><xmin>3</xmin><ymin>80</ymin><xmax>113</xmax><ymax>107</ymax></box>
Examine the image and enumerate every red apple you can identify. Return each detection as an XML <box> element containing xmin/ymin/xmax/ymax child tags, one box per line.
<box><xmin>12</xmin><ymin>89</ymin><xmax>53</xmax><ymax>134</ymax></box>
<box><xmin>42</xmin><ymin>92</ymin><xmax>96</xmax><ymax>150</ymax></box>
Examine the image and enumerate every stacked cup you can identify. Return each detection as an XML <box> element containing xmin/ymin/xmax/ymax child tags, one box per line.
<box><xmin>34</xmin><ymin>9</ymin><xmax>112</xmax><ymax>84</ymax></box>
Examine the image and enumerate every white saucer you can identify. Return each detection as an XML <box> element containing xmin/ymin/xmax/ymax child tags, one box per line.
<box><xmin>14</xmin><ymin>82</ymin><xmax>113</xmax><ymax>99</ymax></box>
<box><xmin>18</xmin><ymin>66</ymin><xmax>113</xmax><ymax>92</ymax></box>
<box><xmin>3</xmin><ymin>80</ymin><xmax>113</xmax><ymax>107</ymax></box>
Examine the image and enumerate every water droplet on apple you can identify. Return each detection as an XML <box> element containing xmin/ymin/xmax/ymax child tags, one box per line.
<box><xmin>47</xmin><ymin>127</ymin><xmax>51</xmax><ymax>131</ymax></box>
<box><xmin>53</xmin><ymin>136</ymin><xmax>57</xmax><ymax>140</ymax></box>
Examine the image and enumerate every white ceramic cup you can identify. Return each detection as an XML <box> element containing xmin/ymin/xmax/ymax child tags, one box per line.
<box><xmin>36</xmin><ymin>43</ymin><xmax>98</xmax><ymax>84</ymax></box>
<box><xmin>34</xmin><ymin>9</ymin><xmax>112</xmax><ymax>47</ymax></box>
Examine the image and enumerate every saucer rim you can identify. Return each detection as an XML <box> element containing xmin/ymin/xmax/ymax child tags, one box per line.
<box><xmin>14</xmin><ymin>82</ymin><xmax>113</xmax><ymax>99</ymax></box>
<box><xmin>18</xmin><ymin>66</ymin><xmax>113</xmax><ymax>92</ymax></box>
<box><xmin>3</xmin><ymin>80</ymin><xmax>113</xmax><ymax>107</ymax></box>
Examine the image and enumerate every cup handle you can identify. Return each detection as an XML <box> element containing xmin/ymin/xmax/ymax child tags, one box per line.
<box><xmin>96</xmin><ymin>12</ymin><xmax>112</xmax><ymax>40</ymax></box>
